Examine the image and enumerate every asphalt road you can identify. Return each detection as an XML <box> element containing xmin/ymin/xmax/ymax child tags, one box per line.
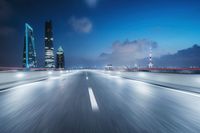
<box><xmin>0</xmin><ymin>70</ymin><xmax>200</xmax><ymax>133</ymax></box>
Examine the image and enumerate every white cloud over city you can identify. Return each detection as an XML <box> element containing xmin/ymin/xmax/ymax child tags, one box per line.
<box><xmin>69</xmin><ymin>16</ymin><xmax>93</xmax><ymax>34</ymax></box>
<box><xmin>99</xmin><ymin>39</ymin><xmax>159</xmax><ymax>65</ymax></box>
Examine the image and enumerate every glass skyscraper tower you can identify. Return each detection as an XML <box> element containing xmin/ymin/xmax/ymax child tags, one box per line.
<box><xmin>45</xmin><ymin>20</ymin><xmax>55</xmax><ymax>68</ymax></box>
<box><xmin>23</xmin><ymin>23</ymin><xmax>37</xmax><ymax>68</ymax></box>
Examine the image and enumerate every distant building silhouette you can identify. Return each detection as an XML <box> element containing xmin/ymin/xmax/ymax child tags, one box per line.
<box><xmin>148</xmin><ymin>47</ymin><xmax>153</xmax><ymax>68</ymax></box>
<box><xmin>45</xmin><ymin>20</ymin><xmax>55</xmax><ymax>68</ymax></box>
<box><xmin>56</xmin><ymin>46</ymin><xmax>65</xmax><ymax>69</ymax></box>
<box><xmin>105</xmin><ymin>64</ymin><xmax>113</xmax><ymax>71</ymax></box>
<box><xmin>23</xmin><ymin>23</ymin><xmax>37</xmax><ymax>68</ymax></box>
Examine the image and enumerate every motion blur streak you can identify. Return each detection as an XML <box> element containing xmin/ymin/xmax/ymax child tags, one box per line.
<box><xmin>88</xmin><ymin>87</ymin><xmax>99</xmax><ymax>111</ymax></box>
<box><xmin>0</xmin><ymin>70</ymin><xmax>200</xmax><ymax>133</ymax></box>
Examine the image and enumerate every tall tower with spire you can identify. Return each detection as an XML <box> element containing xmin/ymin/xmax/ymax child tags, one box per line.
<box><xmin>148</xmin><ymin>47</ymin><xmax>153</xmax><ymax>68</ymax></box>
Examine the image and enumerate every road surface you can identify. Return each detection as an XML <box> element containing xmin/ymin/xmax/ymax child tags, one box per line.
<box><xmin>0</xmin><ymin>70</ymin><xmax>200</xmax><ymax>133</ymax></box>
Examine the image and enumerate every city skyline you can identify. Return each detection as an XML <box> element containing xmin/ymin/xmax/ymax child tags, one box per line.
<box><xmin>1</xmin><ymin>0</ymin><xmax>200</xmax><ymax>67</ymax></box>
<box><xmin>23</xmin><ymin>21</ymin><xmax>65</xmax><ymax>69</ymax></box>
<box><xmin>1</xmin><ymin>1</ymin><xmax>200</xmax><ymax>133</ymax></box>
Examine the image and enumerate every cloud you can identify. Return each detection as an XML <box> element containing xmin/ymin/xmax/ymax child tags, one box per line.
<box><xmin>69</xmin><ymin>16</ymin><xmax>93</xmax><ymax>33</ymax></box>
<box><xmin>99</xmin><ymin>40</ymin><xmax>200</xmax><ymax>67</ymax></box>
<box><xmin>99</xmin><ymin>39</ymin><xmax>158</xmax><ymax>65</ymax></box>
<box><xmin>0</xmin><ymin>0</ymin><xmax>12</xmax><ymax>21</ymax></box>
<box><xmin>85</xmin><ymin>0</ymin><xmax>98</xmax><ymax>8</ymax></box>
<box><xmin>153</xmin><ymin>44</ymin><xmax>200</xmax><ymax>67</ymax></box>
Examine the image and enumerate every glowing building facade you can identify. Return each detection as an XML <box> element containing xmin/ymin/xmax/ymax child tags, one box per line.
<box><xmin>45</xmin><ymin>20</ymin><xmax>55</xmax><ymax>68</ymax></box>
<box><xmin>23</xmin><ymin>23</ymin><xmax>37</xmax><ymax>68</ymax></box>
<box><xmin>56</xmin><ymin>46</ymin><xmax>65</xmax><ymax>69</ymax></box>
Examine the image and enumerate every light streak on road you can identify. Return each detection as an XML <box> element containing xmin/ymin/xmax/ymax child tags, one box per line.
<box><xmin>48</xmin><ymin>71</ymin><xmax>53</xmax><ymax>75</ymax></box>
<box><xmin>16</xmin><ymin>72</ymin><xmax>25</xmax><ymax>78</ymax></box>
<box><xmin>138</xmin><ymin>72</ymin><xmax>147</xmax><ymax>78</ymax></box>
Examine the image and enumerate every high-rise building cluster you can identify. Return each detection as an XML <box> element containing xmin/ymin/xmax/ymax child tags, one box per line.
<box><xmin>22</xmin><ymin>21</ymin><xmax>65</xmax><ymax>69</ymax></box>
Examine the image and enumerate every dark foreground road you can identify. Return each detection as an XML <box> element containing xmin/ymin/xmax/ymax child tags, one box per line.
<box><xmin>0</xmin><ymin>70</ymin><xmax>200</xmax><ymax>133</ymax></box>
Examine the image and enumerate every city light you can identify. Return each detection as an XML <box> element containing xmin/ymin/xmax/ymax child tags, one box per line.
<box><xmin>16</xmin><ymin>72</ymin><xmax>25</xmax><ymax>78</ymax></box>
<box><xmin>117</xmin><ymin>71</ymin><xmax>121</xmax><ymax>75</ymax></box>
<box><xmin>48</xmin><ymin>71</ymin><xmax>53</xmax><ymax>75</ymax></box>
<box><xmin>138</xmin><ymin>72</ymin><xmax>147</xmax><ymax>78</ymax></box>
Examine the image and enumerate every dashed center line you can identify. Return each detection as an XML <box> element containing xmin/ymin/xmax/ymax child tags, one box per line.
<box><xmin>88</xmin><ymin>87</ymin><xmax>99</xmax><ymax>111</ymax></box>
<box><xmin>86</xmin><ymin>72</ymin><xmax>89</xmax><ymax>80</ymax></box>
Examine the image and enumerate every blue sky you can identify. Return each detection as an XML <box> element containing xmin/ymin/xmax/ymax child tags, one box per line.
<box><xmin>0</xmin><ymin>0</ymin><xmax>200</xmax><ymax>67</ymax></box>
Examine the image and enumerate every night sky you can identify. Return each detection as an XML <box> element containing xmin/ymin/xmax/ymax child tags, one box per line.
<box><xmin>1</xmin><ymin>0</ymin><xmax>200</xmax><ymax>68</ymax></box>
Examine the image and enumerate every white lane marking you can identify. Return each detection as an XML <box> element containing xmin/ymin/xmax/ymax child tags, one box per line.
<box><xmin>88</xmin><ymin>87</ymin><xmax>99</xmax><ymax>111</ymax></box>
<box><xmin>86</xmin><ymin>71</ymin><xmax>89</xmax><ymax>80</ymax></box>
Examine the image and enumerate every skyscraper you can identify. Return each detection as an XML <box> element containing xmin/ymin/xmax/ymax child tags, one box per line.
<box><xmin>23</xmin><ymin>23</ymin><xmax>37</xmax><ymax>68</ymax></box>
<box><xmin>45</xmin><ymin>20</ymin><xmax>55</xmax><ymax>68</ymax></box>
<box><xmin>56</xmin><ymin>46</ymin><xmax>65</xmax><ymax>69</ymax></box>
